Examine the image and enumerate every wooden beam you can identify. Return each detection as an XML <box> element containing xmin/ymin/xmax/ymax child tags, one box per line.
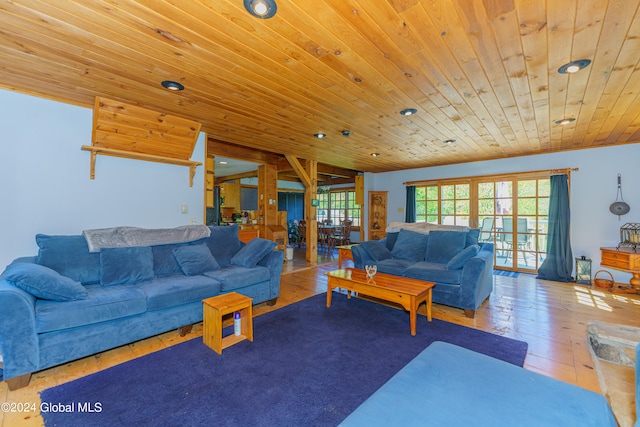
<box><xmin>285</xmin><ymin>155</ymin><xmax>312</xmax><ymax>188</ymax></box>
<box><xmin>277</xmin><ymin>157</ymin><xmax>360</xmax><ymax>179</ymax></box>
<box><xmin>304</xmin><ymin>160</ymin><xmax>318</xmax><ymax>265</ymax></box>
<box><xmin>208</xmin><ymin>138</ymin><xmax>280</xmax><ymax>165</ymax></box>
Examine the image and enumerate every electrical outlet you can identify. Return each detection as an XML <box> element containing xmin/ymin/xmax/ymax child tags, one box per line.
<box><xmin>181</xmin><ymin>204</ymin><xmax>188</xmax><ymax>214</ymax></box>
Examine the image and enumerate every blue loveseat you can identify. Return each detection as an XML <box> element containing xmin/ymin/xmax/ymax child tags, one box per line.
<box><xmin>351</xmin><ymin>223</ymin><xmax>494</xmax><ymax>317</ymax></box>
<box><xmin>0</xmin><ymin>224</ymin><xmax>284</xmax><ymax>389</ymax></box>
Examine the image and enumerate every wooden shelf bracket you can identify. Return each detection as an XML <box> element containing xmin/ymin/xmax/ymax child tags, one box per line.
<box><xmin>81</xmin><ymin>145</ymin><xmax>202</xmax><ymax>187</ymax></box>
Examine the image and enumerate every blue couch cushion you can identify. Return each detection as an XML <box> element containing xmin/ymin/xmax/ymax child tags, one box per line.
<box><xmin>391</xmin><ymin>229</ymin><xmax>428</xmax><ymax>262</ymax></box>
<box><xmin>376</xmin><ymin>259</ymin><xmax>414</xmax><ymax>276</ymax></box>
<box><xmin>137</xmin><ymin>274</ymin><xmax>222</xmax><ymax>311</ymax></box>
<box><xmin>404</xmin><ymin>261</ymin><xmax>463</xmax><ymax>284</ymax></box>
<box><xmin>100</xmin><ymin>247</ymin><xmax>155</xmax><ymax>286</ymax></box>
<box><xmin>36</xmin><ymin>234</ymin><xmax>101</xmax><ymax>284</ymax></box>
<box><xmin>152</xmin><ymin>243</ymin><xmax>187</xmax><ymax>275</ymax></box>
<box><xmin>173</xmin><ymin>244</ymin><xmax>220</xmax><ymax>276</ymax></box>
<box><xmin>360</xmin><ymin>241</ymin><xmax>393</xmax><ymax>262</ymax></box>
<box><xmin>446</xmin><ymin>244</ymin><xmax>480</xmax><ymax>270</ymax></box>
<box><xmin>5</xmin><ymin>263</ymin><xmax>88</xmax><ymax>302</ymax></box>
<box><xmin>466</xmin><ymin>228</ymin><xmax>480</xmax><ymax>247</ymax></box>
<box><xmin>204</xmin><ymin>265</ymin><xmax>271</xmax><ymax>291</ymax></box>
<box><xmin>425</xmin><ymin>231</ymin><xmax>466</xmax><ymax>264</ymax></box>
<box><xmin>34</xmin><ymin>284</ymin><xmax>147</xmax><ymax>333</ymax></box>
<box><xmin>231</xmin><ymin>238</ymin><xmax>276</xmax><ymax>268</ymax></box>
<box><xmin>203</xmin><ymin>224</ymin><xmax>242</xmax><ymax>266</ymax></box>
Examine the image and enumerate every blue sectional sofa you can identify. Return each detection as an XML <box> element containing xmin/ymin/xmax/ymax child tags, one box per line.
<box><xmin>340</xmin><ymin>341</ymin><xmax>621</xmax><ymax>427</ymax></box>
<box><xmin>0</xmin><ymin>224</ymin><xmax>284</xmax><ymax>389</ymax></box>
<box><xmin>352</xmin><ymin>224</ymin><xmax>494</xmax><ymax>317</ymax></box>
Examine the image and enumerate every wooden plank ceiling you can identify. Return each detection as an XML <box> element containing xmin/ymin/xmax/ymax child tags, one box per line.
<box><xmin>1</xmin><ymin>0</ymin><xmax>640</xmax><ymax>173</ymax></box>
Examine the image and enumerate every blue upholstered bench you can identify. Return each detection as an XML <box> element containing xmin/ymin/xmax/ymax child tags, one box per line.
<box><xmin>340</xmin><ymin>341</ymin><xmax>623</xmax><ymax>427</ymax></box>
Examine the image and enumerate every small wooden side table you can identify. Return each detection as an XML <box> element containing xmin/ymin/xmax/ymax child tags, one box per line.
<box><xmin>337</xmin><ymin>244</ymin><xmax>356</xmax><ymax>269</ymax></box>
<box><xmin>600</xmin><ymin>247</ymin><xmax>640</xmax><ymax>294</ymax></box>
<box><xmin>202</xmin><ymin>292</ymin><xmax>253</xmax><ymax>354</ymax></box>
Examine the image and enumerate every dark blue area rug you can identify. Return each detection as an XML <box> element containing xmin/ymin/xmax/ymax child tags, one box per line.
<box><xmin>493</xmin><ymin>269</ymin><xmax>520</xmax><ymax>277</ymax></box>
<box><xmin>41</xmin><ymin>293</ymin><xmax>528</xmax><ymax>427</ymax></box>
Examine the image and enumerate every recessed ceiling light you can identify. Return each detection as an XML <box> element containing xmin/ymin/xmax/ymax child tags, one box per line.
<box><xmin>370</xmin><ymin>152</ymin><xmax>380</xmax><ymax>157</ymax></box>
<box><xmin>555</xmin><ymin>118</ymin><xmax>576</xmax><ymax>125</ymax></box>
<box><xmin>443</xmin><ymin>139</ymin><xmax>456</xmax><ymax>144</ymax></box>
<box><xmin>244</xmin><ymin>0</ymin><xmax>277</xmax><ymax>19</ymax></box>
<box><xmin>314</xmin><ymin>133</ymin><xmax>326</xmax><ymax>139</ymax></box>
<box><xmin>161</xmin><ymin>80</ymin><xmax>184</xmax><ymax>91</ymax></box>
<box><xmin>558</xmin><ymin>59</ymin><xmax>591</xmax><ymax>74</ymax></box>
<box><xmin>400</xmin><ymin>108</ymin><xmax>418</xmax><ymax>116</ymax></box>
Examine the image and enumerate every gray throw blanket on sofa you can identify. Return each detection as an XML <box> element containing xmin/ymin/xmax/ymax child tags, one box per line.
<box><xmin>83</xmin><ymin>225</ymin><xmax>211</xmax><ymax>252</ymax></box>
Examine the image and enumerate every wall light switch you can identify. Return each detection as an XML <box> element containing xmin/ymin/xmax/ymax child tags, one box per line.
<box><xmin>397</xmin><ymin>207</ymin><xmax>404</xmax><ymax>213</ymax></box>
<box><xmin>181</xmin><ymin>204</ymin><xmax>189</xmax><ymax>214</ymax></box>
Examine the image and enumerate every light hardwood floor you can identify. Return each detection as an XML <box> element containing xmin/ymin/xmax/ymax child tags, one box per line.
<box><xmin>2</xmin><ymin>254</ymin><xmax>639</xmax><ymax>426</ymax></box>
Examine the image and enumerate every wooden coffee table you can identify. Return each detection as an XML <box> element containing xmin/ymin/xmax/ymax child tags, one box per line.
<box><xmin>325</xmin><ymin>268</ymin><xmax>435</xmax><ymax>336</ymax></box>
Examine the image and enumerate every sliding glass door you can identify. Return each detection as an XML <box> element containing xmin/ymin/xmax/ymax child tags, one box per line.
<box><xmin>415</xmin><ymin>172</ymin><xmax>552</xmax><ymax>273</ymax></box>
<box><xmin>478</xmin><ymin>177</ymin><xmax>549</xmax><ymax>272</ymax></box>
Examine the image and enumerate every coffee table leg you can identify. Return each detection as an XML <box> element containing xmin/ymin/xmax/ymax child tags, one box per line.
<box><xmin>326</xmin><ymin>280</ymin><xmax>333</xmax><ymax>307</ymax></box>
<box><xmin>427</xmin><ymin>288</ymin><xmax>432</xmax><ymax>322</ymax></box>
<box><xmin>410</xmin><ymin>297</ymin><xmax>417</xmax><ymax>336</ymax></box>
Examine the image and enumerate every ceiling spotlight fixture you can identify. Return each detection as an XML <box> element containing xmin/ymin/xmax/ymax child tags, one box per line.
<box><xmin>219</xmin><ymin>161</ymin><xmax>228</xmax><ymax>165</ymax></box>
<box><xmin>342</xmin><ymin>130</ymin><xmax>351</xmax><ymax>137</ymax></box>
<box><xmin>244</xmin><ymin>0</ymin><xmax>277</xmax><ymax>19</ymax></box>
<box><xmin>370</xmin><ymin>152</ymin><xmax>380</xmax><ymax>157</ymax></box>
<box><xmin>161</xmin><ymin>80</ymin><xmax>184</xmax><ymax>91</ymax></box>
<box><xmin>558</xmin><ymin>59</ymin><xmax>591</xmax><ymax>74</ymax></box>
<box><xmin>443</xmin><ymin>139</ymin><xmax>456</xmax><ymax>144</ymax></box>
<box><xmin>314</xmin><ymin>133</ymin><xmax>326</xmax><ymax>139</ymax></box>
<box><xmin>554</xmin><ymin>118</ymin><xmax>576</xmax><ymax>125</ymax></box>
<box><xmin>400</xmin><ymin>108</ymin><xmax>418</xmax><ymax>116</ymax></box>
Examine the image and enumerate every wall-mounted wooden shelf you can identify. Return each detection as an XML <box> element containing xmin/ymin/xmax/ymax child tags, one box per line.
<box><xmin>81</xmin><ymin>145</ymin><xmax>202</xmax><ymax>187</ymax></box>
<box><xmin>83</xmin><ymin>97</ymin><xmax>202</xmax><ymax>187</ymax></box>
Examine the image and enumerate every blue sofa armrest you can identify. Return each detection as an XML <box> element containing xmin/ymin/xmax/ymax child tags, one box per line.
<box><xmin>257</xmin><ymin>249</ymin><xmax>285</xmax><ymax>300</ymax></box>
<box><xmin>0</xmin><ymin>276</ymin><xmax>39</xmax><ymax>381</ymax></box>
<box><xmin>459</xmin><ymin>243</ymin><xmax>494</xmax><ymax>311</ymax></box>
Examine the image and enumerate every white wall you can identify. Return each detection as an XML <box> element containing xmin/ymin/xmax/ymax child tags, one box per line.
<box><xmin>0</xmin><ymin>90</ymin><xmax>205</xmax><ymax>269</ymax></box>
<box><xmin>364</xmin><ymin>144</ymin><xmax>640</xmax><ymax>283</ymax></box>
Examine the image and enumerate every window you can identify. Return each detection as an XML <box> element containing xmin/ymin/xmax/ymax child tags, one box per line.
<box><xmin>317</xmin><ymin>190</ymin><xmax>360</xmax><ymax>227</ymax></box>
<box><xmin>416</xmin><ymin>182</ymin><xmax>470</xmax><ymax>225</ymax></box>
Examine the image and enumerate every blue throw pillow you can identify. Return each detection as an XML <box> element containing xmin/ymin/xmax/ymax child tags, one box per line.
<box><xmin>173</xmin><ymin>243</ymin><xmax>220</xmax><ymax>276</ymax></box>
<box><xmin>204</xmin><ymin>224</ymin><xmax>242</xmax><ymax>265</ymax></box>
<box><xmin>466</xmin><ymin>228</ymin><xmax>480</xmax><ymax>247</ymax></box>
<box><xmin>360</xmin><ymin>241</ymin><xmax>393</xmax><ymax>262</ymax></box>
<box><xmin>425</xmin><ymin>231</ymin><xmax>466</xmax><ymax>264</ymax></box>
<box><xmin>5</xmin><ymin>262</ymin><xmax>88</xmax><ymax>301</ymax></box>
<box><xmin>152</xmin><ymin>243</ymin><xmax>185</xmax><ymax>275</ymax></box>
<box><xmin>100</xmin><ymin>247</ymin><xmax>154</xmax><ymax>286</ymax></box>
<box><xmin>390</xmin><ymin>229</ymin><xmax>428</xmax><ymax>262</ymax></box>
<box><xmin>385</xmin><ymin>232</ymin><xmax>399</xmax><ymax>251</ymax></box>
<box><xmin>446</xmin><ymin>244</ymin><xmax>480</xmax><ymax>270</ymax></box>
<box><xmin>231</xmin><ymin>238</ymin><xmax>276</xmax><ymax>268</ymax></box>
<box><xmin>36</xmin><ymin>234</ymin><xmax>101</xmax><ymax>284</ymax></box>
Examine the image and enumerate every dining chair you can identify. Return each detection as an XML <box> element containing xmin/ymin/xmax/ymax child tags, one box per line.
<box><xmin>297</xmin><ymin>220</ymin><xmax>307</xmax><ymax>248</ymax></box>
